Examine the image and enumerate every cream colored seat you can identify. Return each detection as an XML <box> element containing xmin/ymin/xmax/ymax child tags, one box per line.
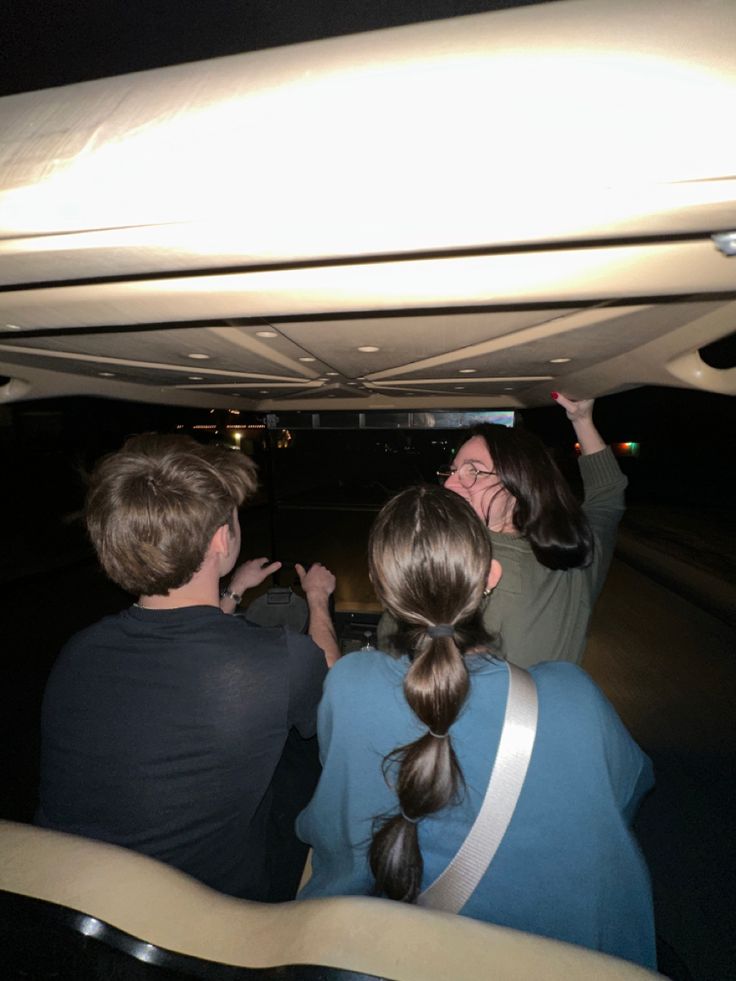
<box><xmin>0</xmin><ymin>820</ymin><xmax>663</xmax><ymax>980</ymax></box>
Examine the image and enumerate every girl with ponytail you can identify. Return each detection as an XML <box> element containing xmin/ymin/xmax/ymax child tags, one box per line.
<box><xmin>297</xmin><ymin>484</ymin><xmax>656</xmax><ymax>969</ymax></box>
<box><xmin>364</xmin><ymin>485</ymin><xmax>498</xmax><ymax>902</ymax></box>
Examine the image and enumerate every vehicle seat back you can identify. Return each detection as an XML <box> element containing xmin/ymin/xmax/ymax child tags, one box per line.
<box><xmin>0</xmin><ymin>820</ymin><xmax>662</xmax><ymax>980</ymax></box>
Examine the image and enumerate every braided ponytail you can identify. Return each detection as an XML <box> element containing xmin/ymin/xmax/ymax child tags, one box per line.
<box><xmin>367</xmin><ymin>485</ymin><xmax>495</xmax><ymax>903</ymax></box>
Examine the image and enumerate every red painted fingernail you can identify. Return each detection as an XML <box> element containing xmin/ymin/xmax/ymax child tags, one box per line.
<box><xmin>550</xmin><ymin>391</ymin><xmax>559</xmax><ymax>399</ymax></box>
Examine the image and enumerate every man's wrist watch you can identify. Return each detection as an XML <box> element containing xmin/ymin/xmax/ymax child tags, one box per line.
<box><xmin>220</xmin><ymin>588</ymin><xmax>243</xmax><ymax>606</ymax></box>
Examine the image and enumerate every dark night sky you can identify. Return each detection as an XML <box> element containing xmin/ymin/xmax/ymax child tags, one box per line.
<box><xmin>2</xmin><ymin>0</ymin><xmax>547</xmax><ymax>96</ymax></box>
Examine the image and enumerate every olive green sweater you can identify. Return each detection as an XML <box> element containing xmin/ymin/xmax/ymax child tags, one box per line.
<box><xmin>377</xmin><ymin>447</ymin><xmax>627</xmax><ymax>668</ymax></box>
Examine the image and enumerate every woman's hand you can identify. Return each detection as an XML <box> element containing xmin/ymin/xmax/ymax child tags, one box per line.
<box><xmin>229</xmin><ymin>557</ymin><xmax>282</xmax><ymax>594</ymax></box>
<box><xmin>551</xmin><ymin>392</ymin><xmax>605</xmax><ymax>455</ymax></box>
<box><xmin>551</xmin><ymin>392</ymin><xmax>594</xmax><ymax>422</ymax></box>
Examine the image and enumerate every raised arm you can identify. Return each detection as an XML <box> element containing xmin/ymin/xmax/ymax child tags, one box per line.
<box><xmin>552</xmin><ymin>393</ymin><xmax>627</xmax><ymax>600</ymax></box>
<box><xmin>296</xmin><ymin>562</ymin><xmax>341</xmax><ymax>668</ymax></box>
<box><xmin>551</xmin><ymin>392</ymin><xmax>605</xmax><ymax>455</ymax></box>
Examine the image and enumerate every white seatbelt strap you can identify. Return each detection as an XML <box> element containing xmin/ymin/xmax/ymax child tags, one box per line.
<box><xmin>417</xmin><ymin>662</ymin><xmax>538</xmax><ymax>914</ymax></box>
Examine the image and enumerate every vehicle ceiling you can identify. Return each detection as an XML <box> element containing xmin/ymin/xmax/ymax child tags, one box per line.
<box><xmin>0</xmin><ymin>0</ymin><xmax>735</xmax><ymax>411</ymax></box>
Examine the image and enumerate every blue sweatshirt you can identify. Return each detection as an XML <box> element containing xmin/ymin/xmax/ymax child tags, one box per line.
<box><xmin>297</xmin><ymin>651</ymin><xmax>656</xmax><ymax>969</ymax></box>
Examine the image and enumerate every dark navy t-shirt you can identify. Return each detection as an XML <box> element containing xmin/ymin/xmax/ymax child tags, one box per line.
<box><xmin>37</xmin><ymin>605</ymin><xmax>326</xmax><ymax>899</ymax></box>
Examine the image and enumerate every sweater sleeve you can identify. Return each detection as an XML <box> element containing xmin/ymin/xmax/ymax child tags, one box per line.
<box><xmin>579</xmin><ymin>446</ymin><xmax>628</xmax><ymax>603</ymax></box>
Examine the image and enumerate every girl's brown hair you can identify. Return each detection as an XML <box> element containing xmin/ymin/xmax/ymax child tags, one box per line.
<box><xmin>367</xmin><ymin>484</ymin><xmax>495</xmax><ymax>903</ymax></box>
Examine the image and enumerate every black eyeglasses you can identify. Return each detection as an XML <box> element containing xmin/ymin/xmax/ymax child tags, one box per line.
<box><xmin>436</xmin><ymin>463</ymin><xmax>496</xmax><ymax>489</ymax></box>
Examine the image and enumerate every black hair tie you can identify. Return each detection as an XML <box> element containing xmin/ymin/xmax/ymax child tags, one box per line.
<box><xmin>427</xmin><ymin>624</ymin><xmax>454</xmax><ymax>638</ymax></box>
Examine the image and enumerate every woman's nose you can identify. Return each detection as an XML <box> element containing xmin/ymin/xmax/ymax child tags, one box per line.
<box><xmin>444</xmin><ymin>471</ymin><xmax>461</xmax><ymax>492</ymax></box>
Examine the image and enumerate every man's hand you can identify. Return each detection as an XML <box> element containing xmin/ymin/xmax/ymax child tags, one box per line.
<box><xmin>229</xmin><ymin>557</ymin><xmax>282</xmax><ymax>595</ymax></box>
<box><xmin>295</xmin><ymin>562</ymin><xmax>335</xmax><ymax>601</ymax></box>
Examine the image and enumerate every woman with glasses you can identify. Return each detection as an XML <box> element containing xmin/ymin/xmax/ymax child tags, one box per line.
<box><xmin>297</xmin><ymin>484</ymin><xmax>655</xmax><ymax>969</ymax></box>
<box><xmin>378</xmin><ymin>394</ymin><xmax>626</xmax><ymax>667</ymax></box>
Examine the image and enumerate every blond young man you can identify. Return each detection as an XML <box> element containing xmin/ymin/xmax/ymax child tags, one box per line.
<box><xmin>37</xmin><ymin>434</ymin><xmax>337</xmax><ymax>899</ymax></box>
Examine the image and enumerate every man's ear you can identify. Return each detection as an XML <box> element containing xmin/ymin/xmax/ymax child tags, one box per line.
<box><xmin>486</xmin><ymin>558</ymin><xmax>502</xmax><ymax>592</ymax></box>
<box><xmin>210</xmin><ymin>522</ymin><xmax>231</xmax><ymax>557</ymax></box>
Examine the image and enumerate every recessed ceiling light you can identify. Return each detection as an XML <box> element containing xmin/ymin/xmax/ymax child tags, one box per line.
<box><xmin>5</xmin><ymin>324</ymin><xmax>22</xmax><ymax>331</ymax></box>
<box><xmin>187</xmin><ymin>353</ymin><xmax>210</xmax><ymax>360</ymax></box>
<box><xmin>255</xmin><ymin>330</ymin><xmax>278</xmax><ymax>338</ymax></box>
<box><xmin>459</xmin><ymin>368</ymin><xmax>477</xmax><ymax>374</ymax></box>
<box><xmin>358</xmin><ymin>346</ymin><xmax>380</xmax><ymax>353</ymax></box>
<box><xmin>504</xmin><ymin>386</ymin><xmax>514</xmax><ymax>391</ymax></box>
<box><xmin>259</xmin><ymin>390</ymin><xmax>269</xmax><ymax>394</ymax></box>
<box><xmin>347</xmin><ymin>381</ymin><xmax>357</xmax><ymax>385</ymax></box>
<box><xmin>454</xmin><ymin>386</ymin><xmax>465</xmax><ymax>390</ymax></box>
<box><xmin>98</xmin><ymin>371</ymin><xmax>116</xmax><ymax>378</ymax></box>
<box><xmin>325</xmin><ymin>371</ymin><xmax>339</xmax><ymax>376</ymax></box>
<box><xmin>298</xmin><ymin>356</ymin><xmax>316</xmax><ymax>362</ymax></box>
<box><xmin>549</xmin><ymin>357</ymin><xmax>571</xmax><ymax>364</ymax></box>
<box><xmin>188</xmin><ymin>376</ymin><xmax>203</xmax><ymax>381</ymax></box>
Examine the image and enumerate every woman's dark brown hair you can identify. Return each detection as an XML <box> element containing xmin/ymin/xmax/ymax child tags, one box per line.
<box><xmin>367</xmin><ymin>484</ymin><xmax>495</xmax><ymax>903</ymax></box>
<box><xmin>471</xmin><ymin>423</ymin><xmax>593</xmax><ymax>570</ymax></box>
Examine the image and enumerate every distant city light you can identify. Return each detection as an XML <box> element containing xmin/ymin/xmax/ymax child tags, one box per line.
<box><xmin>577</xmin><ymin>440</ymin><xmax>640</xmax><ymax>457</ymax></box>
<box><xmin>616</xmin><ymin>441</ymin><xmax>640</xmax><ymax>457</ymax></box>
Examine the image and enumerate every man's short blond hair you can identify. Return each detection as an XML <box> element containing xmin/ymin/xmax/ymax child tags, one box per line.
<box><xmin>86</xmin><ymin>434</ymin><xmax>258</xmax><ymax>596</ymax></box>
